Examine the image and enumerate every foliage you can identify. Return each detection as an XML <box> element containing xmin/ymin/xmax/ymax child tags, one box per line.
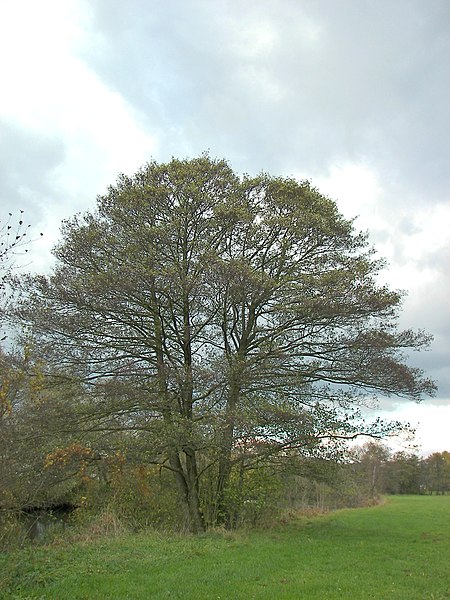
<box><xmin>0</xmin><ymin>349</ymin><xmax>82</xmax><ymax>513</ymax></box>
<box><xmin>348</xmin><ymin>442</ymin><xmax>450</xmax><ymax>497</ymax></box>
<box><xmin>8</xmin><ymin>156</ymin><xmax>436</xmax><ymax>531</ymax></box>
<box><xmin>384</xmin><ymin>451</ymin><xmax>422</xmax><ymax>494</ymax></box>
<box><xmin>69</xmin><ymin>461</ymin><xmax>183</xmax><ymax>532</ymax></box>
<box><xmin>220</xmin><ymin>464</ymin><xmax>282</xmax><ymax>528</ymax></box>
<box><xmin>421</xmin><ymin>451</ymin><xmax>450</xmax><ymax>494</ymax></box>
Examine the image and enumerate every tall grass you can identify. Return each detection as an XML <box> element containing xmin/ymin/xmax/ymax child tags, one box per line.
<box><xmin>1</xmin><ymin>495</ymin><xmax>448</xmax><ymax>599</ymax></box>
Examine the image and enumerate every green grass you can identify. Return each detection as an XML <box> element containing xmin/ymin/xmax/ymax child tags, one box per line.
<box><xmin>1</xmin><ymin>495</ymin><xmax>449</xmax><ymax>599</ymax></box>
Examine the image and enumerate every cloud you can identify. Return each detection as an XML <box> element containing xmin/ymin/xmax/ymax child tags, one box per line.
<box><xmin>0</xmin><ymin>120</ymin><xmax>65</xmax><ymax>223</ymax></box>
<box><xmin>383</xmin><ymin>402</ymin><xmax>450</xmax><ymax>456</ymax></box>
<box><xmin>84</xmin><ymin>0</ymin><xmax>449</xmax><ymax>198</ymax></box>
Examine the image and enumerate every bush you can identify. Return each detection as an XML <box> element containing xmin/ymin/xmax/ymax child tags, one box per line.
<box><xmin>0</xmin><ymin>511</ymin><xmax>26</xmax><ymax>551</ymax></box>
<box><xmin>71</xmin><ymin>462</ymin><xmax>183</xmax><ymax>533</ymax></box>
<box><xmin>222</xmin><ymin>465</ymin><xmax>282</xmax><ymax>528</ymax></box>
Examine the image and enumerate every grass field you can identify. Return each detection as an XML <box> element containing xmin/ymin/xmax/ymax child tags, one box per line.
<box><xmin>1</xmin><ymin>495</ymin><xmax>449</xmax><ymax>599</ymax></box>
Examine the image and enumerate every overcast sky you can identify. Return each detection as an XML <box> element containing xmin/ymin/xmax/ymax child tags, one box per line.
<box><xmin>1</xmin><ymin>0</ymin><xmax>449</xmax><ymax>455</ymax></box>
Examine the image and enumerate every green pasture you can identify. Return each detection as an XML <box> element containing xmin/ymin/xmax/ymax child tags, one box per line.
<box><xmin>1</xmin><ymin>495</ymin><xmax>448</xmax><ymax>599</ymax></box>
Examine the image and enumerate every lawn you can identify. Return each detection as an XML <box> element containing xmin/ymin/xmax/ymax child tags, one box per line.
<box><xmin>1</xmin><ymin>495</ymin><xmax>449</xmax><ymax>599</ymax></box>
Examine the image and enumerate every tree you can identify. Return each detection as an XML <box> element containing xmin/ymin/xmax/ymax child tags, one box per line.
<box><xmin>422</xmin><ymin>452</ymin><xmax>450</xmax><ymax>494</ymax></box>
<box><xmin>352</xmin><ymin>441</ymin><xmax>392</xmax><ymax>499</ymax></box>
<box><xmin>10</xmin><ymin>155</ymin><xmax>436</xmax><ymax>531</ymax></box>
<box><xmin>384</xmin><ymin>451</ymin><xmax>422</xmax><ymax>494</ymax></box>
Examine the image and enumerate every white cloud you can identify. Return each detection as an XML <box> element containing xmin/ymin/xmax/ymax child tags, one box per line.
<box><xmin>0</xmin><ymin>0</ymin><xmax>86</xmax><ymax>128</ymax></box>
<box><xmin>0</xmin><ymin>0</ymin><xmax>156</xmax><ymax>198</ymax></box>
<box><xmin>383</xmin><ymin>402</ymin><xmax>450</xmax><ymax>456</ymax></box>
<box><xmin>232</xmin><ymin>21</ymin><xmax>278</xmax><ymax>60</ymax></box>
<box><xmin>313</xmin><ymin>162</ymin><xmax>384</xmax><ymax>227</ymax></box>
<box><xmin>311</xmin><ymin>163</ymin><xmax>450</xmax><ymax>295</ymax></box>
<box><xmin>398</xmin><ymin>204</ymin><xmax>450</xmax><ymax>263</ymax></box>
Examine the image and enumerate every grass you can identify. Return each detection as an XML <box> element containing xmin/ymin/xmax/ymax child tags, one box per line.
<box><xmin>0</xmin><ymin>495</ymin><xmax>449</xmax><ymax>599</ymax></box>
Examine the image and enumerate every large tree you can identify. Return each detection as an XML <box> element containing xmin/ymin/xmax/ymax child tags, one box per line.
<box><xmin>10</xmin><ymin>155</ymin><xmax>435</xmax><ymax>531</ymax></box>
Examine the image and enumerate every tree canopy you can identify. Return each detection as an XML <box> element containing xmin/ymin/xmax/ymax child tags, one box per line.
<box><xmin>10</xmin><ymin>155</ymin><xmax>436</xmax><ymax>531</ymax></box>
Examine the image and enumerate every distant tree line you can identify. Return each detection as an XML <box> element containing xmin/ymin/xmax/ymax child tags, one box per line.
<box><xmin>351</xmin><ymin>442</ymin><xmax>450</xmax><ymax>497</ymax></box>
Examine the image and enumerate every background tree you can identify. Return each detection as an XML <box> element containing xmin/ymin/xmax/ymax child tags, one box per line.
<box><xmin>10</xmin><ymin>156</ymin><xmax>436</xmax><ymax>531</ymax></box>
<box><xmin>384</xmin><ymin>451</ymin><xmax>422</xmax><ymax>494</ymax></box>
<box><xmin>351</xmin><ymin>441</ymin><xmax>392</xmax><ymax>500</ymax></box>
<box><xmin>422</xmin><ymin>452</ymin><xmax>450</xmax><ymax>494</ymax></box>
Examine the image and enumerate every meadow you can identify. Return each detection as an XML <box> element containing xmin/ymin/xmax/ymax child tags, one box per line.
<box><xmin>0</xmin><ymin>495</ymin><xmax>448</xmax><ymax>599</ymax></box>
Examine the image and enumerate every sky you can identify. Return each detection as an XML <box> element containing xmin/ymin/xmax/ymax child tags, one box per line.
<box><xmin>1</xmin><ymin>0</ymin><xmax>449</xmax><ymax>456</ymax></box>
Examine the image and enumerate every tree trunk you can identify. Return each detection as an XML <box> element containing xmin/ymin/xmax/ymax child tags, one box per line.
<box><xmin>151</xmin><ymin>284</ymin><xmax>204</xmax><ymax>532</ymax></box>
<box><xmin>168</xmin><ymin>449</ymin><xmax>204</xmax><ymax>533</ymax></box>
<box><xmin>215</xmin><ymin>382</ymin><xmax>239</xmax><ymax>527</ymax></box>
<box><xmin>184</xmin><ymin>447</ymin><xmax>205</xmax><ymax>533</ymax></box>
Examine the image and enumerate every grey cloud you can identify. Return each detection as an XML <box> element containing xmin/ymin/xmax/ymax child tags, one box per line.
<box><xmin>83</xmin><ymin>0</ymin><xmax>449</xmax><ymax>202</ymax></box>
<box><xmin>0</xmin><ymin>120</ymin><xmax>65</xmax><ymax>225</ymax></box>
<box><xmin>400</xmin><ymin>339</ymin><xmax>450</xmax><ymax>401</ymax></box>
<box><xmin>398</xmin><ymin>266</ymin><xmax>450</xmax><ymax>400</ymax></box>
